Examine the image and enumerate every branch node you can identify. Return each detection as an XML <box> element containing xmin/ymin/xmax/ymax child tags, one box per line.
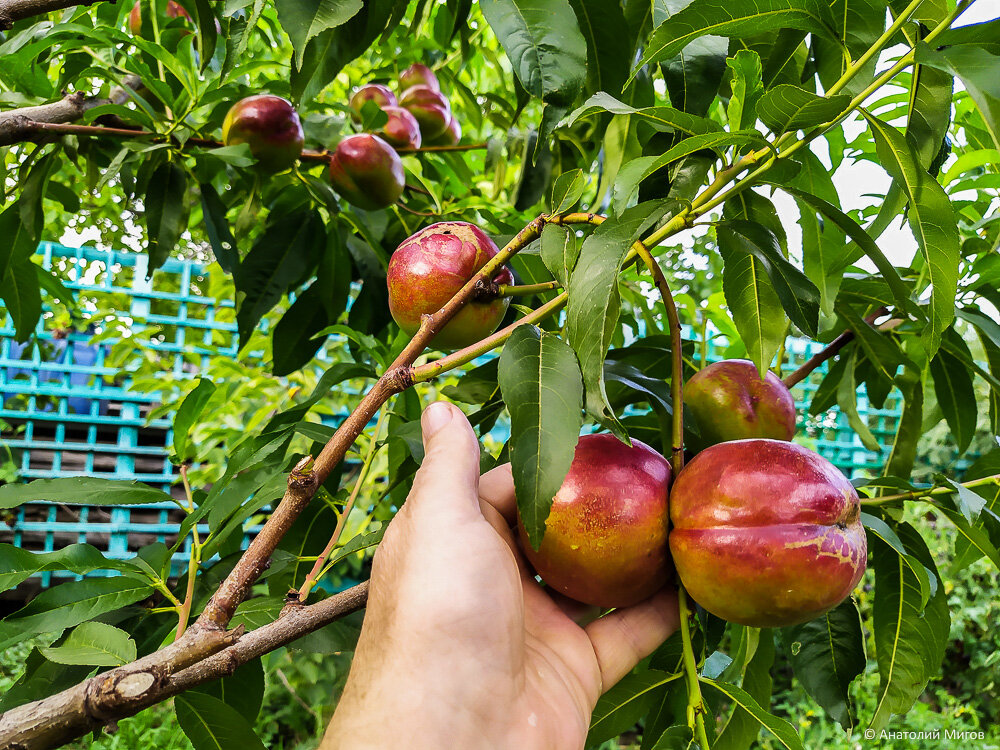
<box><xmin>473</xmin><ymin>278</ymin><xmax>501</xmax><ymax>301</ymax></box>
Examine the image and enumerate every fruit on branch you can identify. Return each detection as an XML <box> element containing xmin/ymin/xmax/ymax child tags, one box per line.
<box><xmin>377</xmin><ymin>106</ymin><xmax>422</xmax><ymax>149</ymax></box>
<box><xmin>426</xmin><ymin>113</ymin><xmax>461</xmax><ymax>146</ymax></box>
<box><xmin>128</xmin><ymin>0</ymin><xmax>190</xmax><ymax>34</ymax></box>
<box><xmin>386</xmin><ymin>222</ymin><xmax>513</xmax><ymax>349</ymax></box>
<box><xmin>683</xmin><ymin>359</ymin><xmax>796</xmax><ymax>451</ymax></box>
<box><xmin>399</xmin><ymin>85</ymin><xmax>452</xmax><ymax>140</ymax></box>
<box><xmin>398</xmin><ymin>63</ymin><xmax>440</xmax><ymax>92</ymax></box>
<box><xmin>516</xmin><ymin>434</ymin><xmax>673</xmax><ymax>609</ymax></box>
<box><xmin>328</xmin><ymin>134</ymin><xmax>405</xmax><ymax>211</ymax></box>
<box><xmin>669</xmin><ymin>439</ymin><xmax>866</xmax><ymax>627</ymax></box>
<box><xmin>349</xmin><ymin>84</ymin><xmax>397</xmax><ymax>122</ymax></box>
<box><xmin>221</xmin><ymin>95</ymin><xmax>305</xmax><ymax>174</ymax></box>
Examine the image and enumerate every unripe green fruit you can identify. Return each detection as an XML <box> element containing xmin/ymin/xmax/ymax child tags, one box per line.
<box><xmin>377</xmin><ymin>106</ymin><xmax>421</xmax><ymax>149</ymax></box>
<box><xmin>399</xmin><ymin>85</ymin><xmax>451</xmax><ymax>140</ymax></box>
<box><xmin>517</xmin><ymin>433</ymin><xmax>673</xmax><ymax>609</ymax></box>
<box><xmin>222</xmin><ymin>95</ymin><xmax>305</xmax><ymax>174</ymax></box>
<box><xmin>386</xmin><ymin>221</ymin><xmax>513</xmax><ymax>350</ymax></box>
<box><xmin>328</xmin><ymin>134</ymin><xmax>405</xmax><ymax>211</ymax></box>
<box><xmin>398</xmin><ymin>63</ymin><xmax>439</xmax><ymax>92</ymax></box>
<box><xmin>669</xmin><ymin>439</ymin><xmax>866</xmax><ymax>627</ymax></box>
<box><xmin>349</xmin><ymin>84</ymin><xmax>397</xmax><ymax>123</ymax></box>
<box><xmin>684</xmin><ymin>359</ymin><xmax>796</xmax><ymax>451</ymax></box>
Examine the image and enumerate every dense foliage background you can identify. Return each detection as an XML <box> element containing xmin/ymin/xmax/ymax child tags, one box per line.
<box><xmin>1</xmin><ymin>0</ymin><xmax>999</xmax><ymax>747</ymax></box>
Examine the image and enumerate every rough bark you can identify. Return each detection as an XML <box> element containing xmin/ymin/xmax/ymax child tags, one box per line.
<box><xmin>0</xmin><ymin>0</ymin><xmax>108</xmax><ymax>29</ymax></box>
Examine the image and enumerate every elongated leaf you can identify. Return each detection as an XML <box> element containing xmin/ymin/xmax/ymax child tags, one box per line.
<box><xmin>569</xmin><ymin>0</ymin><xmax>631</xmax><ymax>96</ymax></box>
<box><xmin>173</xmin><ymin>378</ymin><xmax>216</xmax><ymax>460</ymax></box>
<box><xmin>0</xmin><ymin>259</ymin><xmax>41</xmax><ymax>342</ymax></box>
<box><xmin>551</xmin><ymin>169</ymin><xmax>587</xmax><ymax>213</ymax></box>
<box><xmin>862</xmin><ymin>512</ymin><xmax>933</xmax><ymax>610</ymax></box>
<box><xmin>587</xmin><ymin>670</ymin><xmax>680</xmax><ymax>745</ymax></box>
<box><xmin>757</xmin><ymin>84</ymin><xmax>852</xmax><ymax>133</ymax></box>
<box><xmin>191</xmin><ymin>659</ymin><xmax>265</xmax><ymax>722</ymax></box>
<box><xmin>659</xmin><ymin>0</ymin><xmax>728</xmax><ymax>118</ymax></box>
<box><xmin>0</xmin><ymin>477</ymin><xmax>175</xmax><ymax>509</ymax></box>
<box><xmin>567</xmin><ymin>91</ymin><xmax>722</xmax><ymax>136</ymax></box>
<box><xmin>498</xmin><ymin>325</ymin><xmax>584</xmax><ymax>548</ymax></box>
<box><xmin>784</xmin><ymin>599</ymin><xmax>865</xmax><ymax>729</ymax></box>
<box><xmin>717</xmin><ymin>220</ymin><xmax>820</xmax><ymax>337</ymax></box>
<box><xmin>276</xmin><ymin>0</ymin><xmax>363</xmax><ymax>68</ymax></box>
<box><xmin>614</xmin><ymin>130</ymin><xmax>765</xmax><ymax>214</ymax></box>
<box><xmin>929</xmin><ymin>334</ymin><xmax>977</xmax><ymax>454</ymax></box>
<box><xmin>915</xmin><ymin>41</ymin><xmax>1000</xmax><ymax>148</ymax></box>
<box><xmin>633</xmin><ymin>0</ymin><xmax>837</xmax><ymax>77</ymax></box>
<box><xmin>272</xmin><ymin>282</ymin><xmax>333</xmax><ymax>376</ymax></box>
<box><xmin>0</xmin><ymin>578</ymin><xmax>152</xmax><ymax>650</ymax></box>
<box><xmin>539</xmin><ymin>222</ymin><xmax>578</xmax><ymax>287</ymax></box>
<box><xmin>715</xmin><ymin>629</ymin><xmax>775</xmax><ymax>750</ymax></box>
<box><xmin>863</xmin><ymin>112</ymin><xmax>959</xmax><ymax>354</ymax></box>
<box><xmin>566</xmin><ymin>203</ymin><xmax>671</xmax><ymax>424</ymax></box>
<box><xmin>176</xmin><ymin>692</ymin><xmax>267</xmax><ymax>750</ymax></box>
<box><xmin>701</xmin><ymin>678</ymin><xmax>804</xmax><ymax>750</ymax></box>
<box><xmin>0</xmin><ymin>201</ymin><xmax>38</xmax><ymax>288</ymax></box>
<box><xmin>145</xmin><ymin>161</ymin><xmax>188</xmax><ymax>274</ymax></box>
<box><xmin>199</xmin><ymin>183</ymin><xmax>238</xmax><ymax>274</ymax></box>
<box><xmin>39</xmin><ymin>622</ymin><xmax>136</xmax><ymax>667</ymax></box>
<box><xmin>718</xmin><ymin>225</ymin><xmax>785</xmax><ymax>374</ymax></box>
<box><xmin>0</xmin><ymin>543</ymin><xmax>145</xmax><ymax>592</ymax></box>
<box><xmin>726</xmin><ymin>50</ymin><xmax>763</xmax><ymax>131</ymax></box>
<box><xmin>480</xmin><ymin>0</ymin><xmax>587</xmax><ymax>106</ymax></box>
<box><xmin>836</xmin><ymin>349</ymin><xmax>881</xmax><ymax>453</ymax></box>
<box><xmin>870</xmin><ymin>523</ymin><xmax>950</xmax><ymax>732</ymax></box>
<box><xmin>235</xmin><ymin>209</ymin><xmax>325</xmax><ymax>347</ymax></box>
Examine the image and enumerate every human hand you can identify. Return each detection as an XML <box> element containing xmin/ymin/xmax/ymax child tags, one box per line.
<box><xmin>322</xmin><ymin>401</ymin><xmax>679</xmax><ymax>750</ymax></box>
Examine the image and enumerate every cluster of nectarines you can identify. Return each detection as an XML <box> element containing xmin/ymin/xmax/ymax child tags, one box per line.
<box><xmin>387</xmin><ymin>222</ymin><xmax>866</xmax><ymax>628</ymax></box>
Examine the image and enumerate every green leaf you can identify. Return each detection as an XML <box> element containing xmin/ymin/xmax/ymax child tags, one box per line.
<box><xmin>587</xmin><ymin>670</ymin><xmax>680</xmax><ymax>745</ymax></box>
<box><xmin>272</xmin><ymin>282</ymin><xmax>333</xmax><ymax>376</ymax></box>
<box><xmin>199</xmin><ymin>183</ymin><xmax>238</xmax><ymax>274</ymax></box>
<box><xmin>836</xmin><ymin>348</ymin><xmax>881</xmax><ymax>453</ymax></box>
<box><xmin>176</xmin><ymin>692</ymin><xmax>267</xmax><ymax>750</ymax></box>
<box><xmin>0</xmin><ymin>477</ymin><xmax>175</xmax><ymax>509</ymax></box>
<box><xmin>276</xmin><ymin>0</ymin><xmax>362</xmax><ymax>68</ymax></box>
<box><xmin>145</xmin><ymin>161</ymin><xmax>188</xmax><ymax>275</ymax></box>
<box><xmin>785</xmin><ymin>151</ymin><xmax>848</xmax><ymax>315</ymax></box>
<box><xmin>715</xmin><ymin>629</ymin><xmax>776</xmax><ymax>750</ymax></box>
<box><xmin>659</xmin><ymin>0</ymin><xmax>728</xmax><ymax>118</ymax></box>
<box><xmin>39</xmin><ymin>622</ymin><xmax>137</xmax><ymax>667</ymax></box>
<box><xmin>701</xmin><ymin>678</ymin><xmax>804</xmax><ymax>750</ymax></box>
<box><xmin>566</xmin><ymin>203</ymin><xmax>670</xmax><ymax>424</ymax></box>
<box><xmin>863</xmin><ymin>112</ymin><xmax>959</xmax><ymax>355</ymax></box>
<box><xmin>568</xmin><ymin>0</ymin><xmax>631</xmax><ymax>96</ymax></box>
<box><xmin>861</xmin><ymin>512</ymin><xmax>933</xmax><ymax>610</ymax></box>
<box><xmin>613</xmin><ymin>130</ymin><xmax>765</xmax><ymax>214</ymax></box>
<box><xmin>191</xmin><ymin>659</ymin><xmax>265</xmax><ymax>722</ymax></box>
<box><xmin>0</xmin><ymin>578</ymin><xmax>152</xmax><ymax>650</ymax></box>
<box><xmin>480</xmin><ymin>0</ymin><xmax>587</xmax><ymax>106</ymax></box>
<box><xmin>0</xmin><ymin>543</ymin><xmax>145</xmax><ymax>592</ymax></box>
<box><xmin>567</xmin><ymin>91</ymin><xmax>723</xmax><ymax>136</ymax></box>
<box><xmin>231</xmin><ymin>597</ymin><xmax>284</xmax><ymax>631</ymax></box>
<box><xmin>0</xmin><ymin>259</ymin><xmax>41</xmax><ymax>342</ymax></box>
<box><xmin>633</xmin><ymin>0</ymin><xmax>837</xmax><ymax>78</ymax></box>
<box><xmin>539</xmin><ymin>222</ymin><xmax>578</xmax><ymax>287</ymax></box>
<box><xmin>550</xmin><ymin>169</ymin><xmax>587</xmax><ymax>213</ymax></box>
<box><xmin>726</xmin><ymin>50</ymin><xmax>764</xmax><ymax>131</ymax></box>
<box><xmin>915</xmin><ymin>41</ymin><xmax>1000</xmax><ymax>149</ymax></box>
<box><xmin>717</xmin><ymin>220</ymin><xmax>820</xmax><ymax>337</ymax></box>
<box><xmin>0</xmin><ymin>203</ymin><xmax>39</xmax><ymax>286</ymax></box>
<box><xmin>783</xmin><ymin>599</ymin><xmax>865</xmax><ymax>730</ymax></box>
<box><xmin>173</xmin><ymin>378</ymin><xmax>217</xmax><ymax>460</ymax></box>
<box><xmin>929</xmin><ymin>333</ymin><xmax>977</xmax><ymax>454</ymax></box>
<box><xmin>717</xmin><ymin>223</ymin><xmax>785</xmax><ymax>374</ymax></box>
<box><xmin>756</xmin><ymin>84</ymin><xmax>852</xmax><ymax>133</ymax></box>
<box><xmin>870</xmin><ymin>523</ymin><xmax>950</xmax><ymax>732</ymax></box>
<box><xmin>235</xmin><ymin>209</ymin><xmax>325</xmax><ymax>348</ymax></box>
<box><xmin>498</xmin><ymin>325</ymin><xmax>584</xmax><ymax>549</ymax></box>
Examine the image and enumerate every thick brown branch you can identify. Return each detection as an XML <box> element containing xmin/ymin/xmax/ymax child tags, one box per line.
<box><xmin>781</xmin><ymin>307</ymin><xmax>889</xmax><ymax>388</ymax></box>
<box><xmin>0</xmin><ymin>0</ymin><xmax>106</xmax><ymax>29</ymax></box>
<box><xmin>0</xmin><ymin>584</ymin><xmax>368</xmax><ymax>750</ymax></box>
<box><xmin>0</xmin><ymin>76</ymin><xmax>143</xmax><ymax>147</ymax></box>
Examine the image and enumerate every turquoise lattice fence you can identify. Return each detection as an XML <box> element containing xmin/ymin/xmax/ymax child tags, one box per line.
<box><xmin>1</xmin><ymin>242</ymin><xmax>906</xmax><ymax>591</ymax></box>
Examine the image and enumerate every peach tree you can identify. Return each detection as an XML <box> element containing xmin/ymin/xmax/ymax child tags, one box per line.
<box><xmin>0</xmin><ymin>0</ymin><xmax>998</xmax><ymax>747</ymax></box>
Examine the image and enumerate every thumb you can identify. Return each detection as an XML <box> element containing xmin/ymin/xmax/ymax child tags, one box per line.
<box><xmin>408</xmin><ymin>401</ymin><xmax>481</xmax><ymax>519</ymax></box>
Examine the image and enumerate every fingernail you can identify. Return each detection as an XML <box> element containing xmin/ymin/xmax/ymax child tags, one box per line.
<box><xmin>422</xmin><ymin>401</ymin><xmax>453</xmax><ymax>438</ymax></box>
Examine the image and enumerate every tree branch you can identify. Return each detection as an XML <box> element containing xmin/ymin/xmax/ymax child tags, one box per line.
<box><xmin>0</xmin><ymin>0</ymin><xmax>106</xmax><ymax>30</ymax></box>
<box><xmin>781</xmin><ymin>307</ymin><xmax>889</xmax><ymax>388</ymax></box>
<box><xmin>0</xmin><ymin>76</ymin><xmax>143</xmax><ymax>147</ymax></box>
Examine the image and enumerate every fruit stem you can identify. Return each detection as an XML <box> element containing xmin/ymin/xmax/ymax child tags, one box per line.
<box><xmin>411</xmin><ymin>292</ymin><xmax>568</xmax><ymax>383</ymax></box>
<box><xmin>860</xmin><ymin>473</ymin><xmax>1000</xmax><ymax>506</ymax></box>
<box><xmin>175</xmin><ymin>464</ymin><xmax>201</xmax><ymax>639</ymax></box>
<box><xmin>678</xmin><ymin>586</ymin><xmax>711</xmax><ymax>749</ymax></box>
<box><xmin>631</xmin><ymin>241</ymin><xmax>686</xmax><ymax>475</ymax></box>
<box><xmin>296</xmin><ymin>409</ymin><xmax>387</xmax><ymax>603</ymax></box>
